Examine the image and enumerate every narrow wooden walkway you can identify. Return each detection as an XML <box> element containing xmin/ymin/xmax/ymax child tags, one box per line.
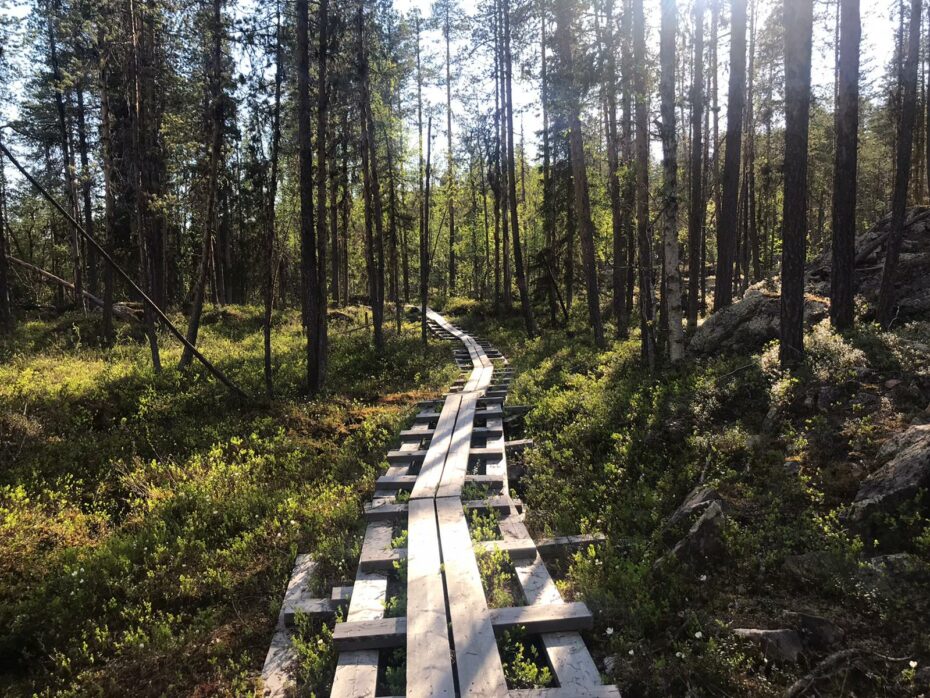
<box><xmin>262</xmin><ymin>309</ymin><xmax>618</xmax><ymax>697</ymax></box>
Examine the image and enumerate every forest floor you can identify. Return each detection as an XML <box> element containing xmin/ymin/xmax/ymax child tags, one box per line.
<box><xmin>0</xmin><ymin>306</ymin><xmax>457</xmax><ymax>696</ymax></box>
<box><xmin>2</xmin><ymin>301</ymin><xmax>929</xmax><ymax>696</ymax></box>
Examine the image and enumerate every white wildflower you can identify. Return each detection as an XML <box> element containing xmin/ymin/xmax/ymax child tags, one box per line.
<box><xmin>694</xmin><ymin>631</ymin><xmax>703</xmax><ymax>639</ymax></box>
<box><xmin>605</xmin><ymin>627</ymin><xmax>614</xmax><ymax>637</ymax></box>
<box><xmin>628</xmin><ymin>649</ymin><xmax>634</xmax><ymax>656</ymax></box>
<box><xmin>910</xmin><ymin>660</ymin><xmax>918</xmax><ymax>669</ymax></box>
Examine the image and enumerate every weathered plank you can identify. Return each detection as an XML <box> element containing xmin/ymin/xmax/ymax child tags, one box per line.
<box><xmin>330</xmin><ymin>565</ymin><xmax>388</xmax><ymax>697</ymax></box>
<box><xmin>406</xmin><ymin>498</ymin><xmax>456</xmax><ymax>696</ymax></box>
<box><xmin>487</xmin><ymin>602</ymin><xmax>593</xmax><ymax>634</ymax></box>
<box><xmin>333</xmin><ymin>616</ymin><xmax>406</xmax><ymax>651</ymax></box>
<box><xmin>435</xmin><ymin>497</ymin><xmax>509</xmax><ymax>697</ymax></box>
<box><xmin>511</xmin><ymin>687</ymin><xmax>621</xmax><ymax>698</ymax></box>
<box><xmin>366</xmin><ymin>496</ymin><xmax>512</xmax><ymax>521</ymax></box>
<box><xmin>411</xmin><ymin>394</ymin><xmax>462</xmax><ymax>499</ymax></box>
<box><xmin>437</xmin><ymin>391</ymin><xmax>479</xmax><ymax>498</ymax></box>
<box><xmin>475</xmin><ymin>534</ymin><xmax>606</xmax><ymax>560</ymax></box>
<box><xmin>261</xmin><ymin>554</ymin><xmax>317</xmax><ymax>697</ymax></box>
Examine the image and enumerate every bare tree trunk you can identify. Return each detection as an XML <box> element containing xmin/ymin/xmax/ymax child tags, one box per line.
<box><xmin>297</xmin><ymin>0</ymin><xmax>322</xmax><ymax>391</ymax></box>
<box><xmin>385</xmin><ymin>123</ymin><xmax>402</xmax><ymax>333</ymax></box>
<box><xmin>0</xmin><ymin>156</ymin><xmax>10</xmax><ymax>332</ymax></box>
<box><xmin>75</xmin><ymin>82</ymin><xmax>98</xmax><ymax>299</ymax></box>
<box><xmin>687</xmin><ymin>0</ymin><xmax>705</xmax><ymax>330</ymax></box>
<box><xmin>633</xmin><ymin>0</ymin><xmax>656</xmax><ymax>368</ymax></box>
<box><xmin>129</xmin><ymin>0</ymin><xmax>160</xmax><ymax>370</ymax></box>
<box><xmin>445</xmin><ymin>5</ymin><xmax>456</xmax><ymax>296</ymax></box>
<box><xmin>503</xmin><ymin>0</ymin><xmax>536</xmax><ymax>336</ymax></box>
<box><xmin>47</xmin><ymin>0</ymin><xmax>85</xmax><ymax>312</ymax></box>
<box><xmin>830</xmin><ymin>0</ymin><xmax>859</xmax><ymax>331</ymax></box>
<box><xmin>358</xmin><ymin>1</ymin><xmax>384</xmax><ymax>352</ymax></box>
<box><xmin>660</xmin><ymin>0</ymin><xmax>684</xmax><ymax>361</ymax></box>
<box><xmin>314</xmin><ymin>0</ymin><xmax>329</xmax><ymax>382</ymax></box>
<box><xmin>621</xmin><ymin>0</ymin><xmax>636</xmax><ymax>319</ymax></box>
<box><xmin>779</xmin><ymin>0</ymin><xmax>813</xmax><ymax>367</ymax></box>
<box><xmin>540</xmin><ymin>3</ymin><xmax>557</xmax><ymax>325</ymax></box>
<box><xmin>554</xmin><ymin>0</ymin><xmax>604</xmax><ymax>347</ymax></box>
<box><xmin>713</xmin><ymin>0</ymin><xmax>746</xmax><ymax>311</ymax></box>
<box><xmin>878</xmin><ymin>0</ymin><xmax>921</xmax><ymax>327</ymax></box>
<box><xmin>416</xmin><ymin>16</ymin><xmax>428</xmax><ymax>345</ymax></box>
<box><xmin>263</xmin><ymin>0</ymin><xmax>283</xmax><ymax>396</ymax></box>
<box><xmin>180</xmin><ymin>0</ymin><xmax>224</xmax><ymax>370</ymax></box>
<box><xmin>98</xmin><ymin>38</ymin><xmax>115</xmax><ymax>344</ymax></box>
<box><xmin>422</xmin><ymin>116</ymin><xmax>433</xmax><ymax>344</ymax></box>
<box><xmin>604</xmin><ymin>0</ymin><xmax>629</xmax><ymax>338</ymax></box>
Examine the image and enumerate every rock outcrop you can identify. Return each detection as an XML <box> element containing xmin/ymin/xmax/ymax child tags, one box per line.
<box><xmin>733</xmin><ymin>628</ymin><xmax>804</xmax><ymax>663</ymax></box>
<box><xmin>847</xmin><ymin>423</ymin><xmax>930</xmax><ymax>531</ymax></box>
<box><xmin>690</xmin><ymin>206</ymin><xmax>930</xmax><ymax>355</ymax></box>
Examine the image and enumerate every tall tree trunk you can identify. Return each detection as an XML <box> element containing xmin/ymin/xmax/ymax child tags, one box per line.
<box><xmin>340</xmin><ymin>117</ymin><xmax>350</xmax><ymax>306</ymax></box>
<box><xmin>98</xmin><ymin>38</ymin><xmax>115</xmax><ymax>344</ymax></box>
<box><xmin>180</xmin><ymin>0</ymin><xmax>224</xmax><ymax>370</ymax></box>
<box><xmin>0</xmin><ymin>155</ymin><xmax>10</xmax><ymax>332</ymax></box>
<box><xmin>687</xmin><ymin>0</ymin><xmax>705</xmax><ymax>330</ymax></box>
<box><xmin>313</xmin><ymin>0</ymin><xmax>329</xmax><ymax>383</ymax></box>
<box><xmin>263</xmin><ymin>0</ymin><xmax>283</xmax><ymax>396</ymax></box>
<box><xmin>877</xmin><ymin>0</ymin><xmax>921</xmax><ymax>327</ymax></box>
<box><xmin>296</xmin><ymin>0</ymin><xmax>321</xmax><ymax>391</ymax></box>
<box><xmin>129</xmin><ymin>0</ymin><xmax>160</xmax><ymax>370</ymax></box>
<box><xmin>779</xmin><ymin>0</ymin><xmax>813</xmax><ymax>367</ymax></box>
<box><xmin>830</xmin><ymin>0</ymin><xmax>859</xmax><ymax>330</ymax></box>
<box><xmin>445</xmin><ymin>5</ymin><xmax>456</xmax><ymax>296</ymax></box>
<box><xmin>554</xmin><ymin>0</ymin><xmax>604</xmax><ymax>347</ymax></box>
<box><xmin>633</xmin><ymin>0</ymin><xmax>656</xmax><ymax>368</ymax></box>
<box><xmin>713</xmin><ymin>0</ymin><xmax>746</xmax><ymax>311</ymax></box>
<box><xmin>503</xmin><ymin>0</ymin><xmax>536</xmax><ymax>336</ymax></box>
<box><xmin>621</xmin><ymin>0</ymin><xmax>636</xmax><ymax>318</ymax></box>
<box><xmin>416</xmin><ymin>15</ymin><xmax>428</xmax><ymax>345</ymax></box>
<box><xmin>604</xmin><ymin>0</ymin><xmax>629</xmax><ymax>338</ymax></box>
<box><xmin>422</xmin><ymin>116</ymin><xmax>433</xmax><ymax>344</ymax></box>
<box><xmin>47</xmin><ymin>0</ymin><xmax>84</xmax><ymax>312</ymax></box>
<box><xmin>385</xmin><ymin>123</ymin><xmax>402</xmax><ymax>333</ymax></box>
<box><xmin>358</xmin><ymin>2</ymin><xmax>385</xmax><ymax>352</ymax></box>
<box><xmin>541</xmin><ymin>2</ymin><xmax>558</xmax><ymax>325</ymax></box>
<box><xmin>75</xmin><ymin>82</ymin><xmax>98</xmax><ymax>299</ymax></box>
<box><xmin>660</xmin><ymin>0</ymin><xmax>684</xmax><ymax>361</ymax></box>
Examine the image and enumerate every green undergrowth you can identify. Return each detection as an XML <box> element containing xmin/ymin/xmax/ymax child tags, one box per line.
<box><xmin>450</xmin><ymin>303</ymin><xmax>930</xmax><ymax>697</ymax></box>
<box><xmin>0</xmin><ymin>306</ymin><xmax>455</xmax><ymax>696</ymax></box>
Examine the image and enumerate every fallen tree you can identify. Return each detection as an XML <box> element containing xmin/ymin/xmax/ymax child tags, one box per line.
<box><xmin>7</xmin><ymin>255</ymin><xmax>139</xmax><ymax>323</ymax></box>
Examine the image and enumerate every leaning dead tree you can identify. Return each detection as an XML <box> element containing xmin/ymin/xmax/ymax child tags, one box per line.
<box><xmin>0</xmin><ymin>139</ymin><xmax>248</xmax><ymax>399</ymax></box>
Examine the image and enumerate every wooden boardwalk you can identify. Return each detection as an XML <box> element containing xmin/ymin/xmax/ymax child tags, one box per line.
<box><xmin>262</xmin><ymin>308</ymin><xmax>618</xmax><ymax>697</ymax></box>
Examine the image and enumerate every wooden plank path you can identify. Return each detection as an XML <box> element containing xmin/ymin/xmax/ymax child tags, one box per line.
<box><xmin>261</xmin><ymin>307</ymin><xmax>618</xmax><ymax>697</ymax></box>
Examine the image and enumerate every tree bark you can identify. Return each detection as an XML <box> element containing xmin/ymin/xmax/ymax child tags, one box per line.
<box><xmin>877</xmin><ymin>0</ymin><xmax>921</xmax><ymax>327</ymax></box>
<box><xmin>47</xmin><ymin>0</ymin><xmax>85</xmax><ymax>312</ymax></box>
<box><xmin>314</xmin><ymin>0</ymin><xmax>329</xmax><ymax>382</ymax></box>
<box><xmin>687</xmin><ymin>0</ymin><xmax>705</xmax><ymax>330</ymax></box>
<box><xmin>830</xmin><ymin>0</ymin><xmax>859</xmax><ymax>330</ymax></box>
<box><xmin>263</xmin><ymin>0</ymin><xmax>283</xmax><ymax>396</ymax></box>
<box><xmin>554</xmin><ymin>0</ymin><xmax>604</xmax><ymax>347</ymax></box>
<box><xmin>358</xmin><ymin>1</ymin><xmax>385</xmax><ymax>352</ymax></box>
<box><xmin>0</xmin><ymin>157</ymin><xmax>10</xmax><ymax>332</ymax></box>
<box><xmin>297</xmin><ymin>0</ymin><xmax>322</xmax><ymax>391</ymax></box>
<box><xmin>502</xmin><ymin>0</ymin><xmax>536</xmax><ymax>336</ymax></box>
<box><xmin>180</xmin><ymin>0</ymin><xmax>224</xmax><ymax>370</ymax></box>
<box><xmin>660</xmin><ymin>0</ymin><xmax>684</xmax><ymax>362</ymax></box>
<box><xmin>713</xmin><ymin>0</ymin><xmax>746</xmax><ymax>311</ymax></box>
<box><xmin>633</xmin><ymin>0</ymin><xmax>656</xmax><ymax>368</ymax></box>
<box><xmin>445</xmin><ymin>4</ymin><xmax>456</xmax><ymax>296</ymax></box>
<box><xmin>779</xmin><ymin>0</ymin><xmax>813</xmax><ymax>367</ymax></box>
<box><xmin>604</xmin><ymin>0</ymin><xmax>629</xmax><ymax>338</ymax></box>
